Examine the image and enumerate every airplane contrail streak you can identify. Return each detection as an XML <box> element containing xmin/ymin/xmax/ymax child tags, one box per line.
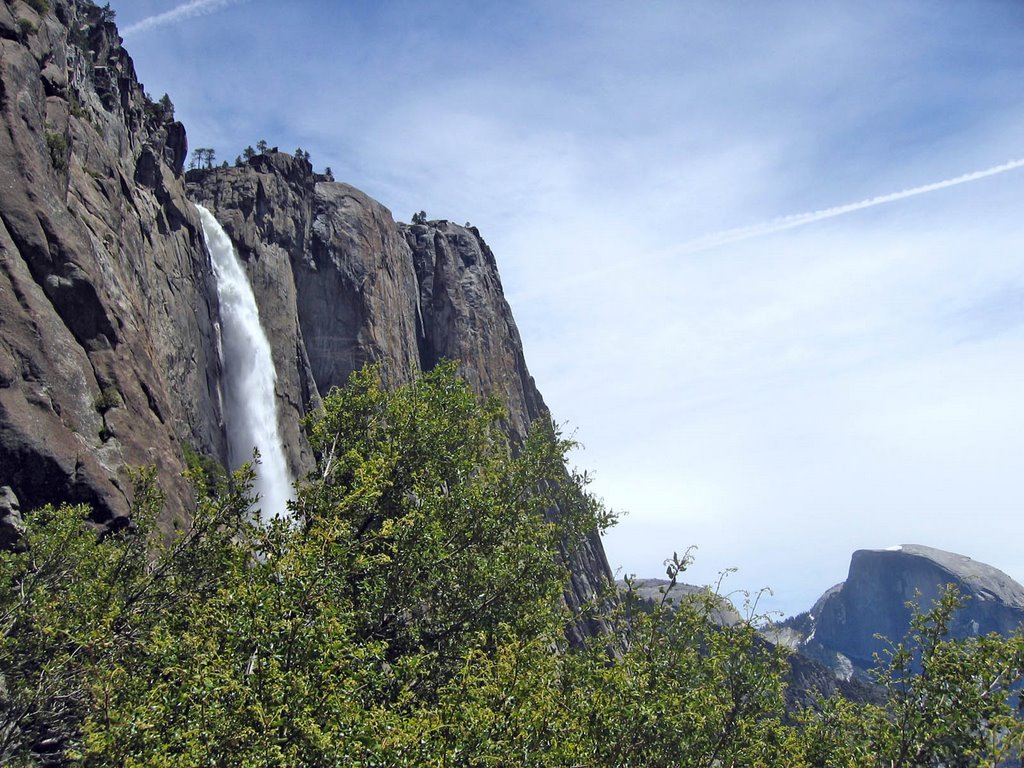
<box><xmin>678</xmin><ymin>157</ymin><xmax>1024</xmax><ymax>254</ymax></box>
<box><xmin>509</xmin><ymin>156</ymin><xmax>1024</xmax><ymax>305</ymax></box>
<box><xmin>122</xmin><ymin>0</ymin><xmax>246</xmax><ymax>35</ymax></box>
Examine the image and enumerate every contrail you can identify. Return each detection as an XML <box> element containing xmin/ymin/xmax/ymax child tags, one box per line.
<box><xmin>678</xmin><ymin>157</ymin><xmax>1024</xmax><ymax>254</ymax></box>
<box><xmin>122</xmin><ymin>0</ymin><xmax>247</xmax><ymax>35</ymax></box>
<box><xmin>509</xmin><ymin>156</ymin><xmax>1024</xmax><ymax>306</ymax></box>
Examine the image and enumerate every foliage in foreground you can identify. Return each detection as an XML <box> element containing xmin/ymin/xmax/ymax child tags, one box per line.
<box><xmin>0</xmin><ymin>362</ymin><xmax>1022</xmax><ymax>766</ymax></box>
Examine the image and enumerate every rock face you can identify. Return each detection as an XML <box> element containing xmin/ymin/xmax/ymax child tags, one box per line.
<box><xmin>401</xmin><ymin>220</ymin><xmax>547</xmax><ymax>444</ymax></box>
<box><xmin>788</xmin><ymin>545</ymin><xmax>1024</xmax><ymax>678</ymax></box>
<box><xmin>0</xmin><ymin>0</ymin><xmax>224</xmax><ymax>529</ymax></box>
<box><xmin>0</xmin><ymin>485</ymin><xmax>25</xmax><ymax>550</ymax></box>
<box><xmin>188</xmin><ymin>159</ymin><xmax>614</xmax><ymax>640</ymax></box>
<box><xmin>0</xmin><ymin>0</ymin><xmax>613</xmax><ymax>637</ymax></box>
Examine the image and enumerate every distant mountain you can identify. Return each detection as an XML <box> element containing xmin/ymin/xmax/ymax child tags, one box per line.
<box><xmin>770</xmin><ymin>544</ymin><xmax>1024</xmax><ymax>681</ymax></box>
<box><xmin>624</xmin><ymin>546</ymin><xmax>1024</xmax><ymax>705</ymax></box>
<box><xmin>618</xmin><ymin>577</ymin><xmax>884</xmax><ymax>707</ymax></box>
<box><xmin>617</xmin><ymin>578</ymin><xmax>741</xmax><ymax>626</ymax></box>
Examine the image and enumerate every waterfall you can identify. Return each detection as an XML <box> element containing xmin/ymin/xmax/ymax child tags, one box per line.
<box><xmin>196</xmin><ymin>204</ymin><xmax>293</xmax><ymax>520</ymax></box>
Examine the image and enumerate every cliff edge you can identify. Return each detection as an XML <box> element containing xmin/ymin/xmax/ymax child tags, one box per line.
<box><xmin>188</xmin><ymin>155</ymin><xmax>614</xmax><ymax>640</ymax></box>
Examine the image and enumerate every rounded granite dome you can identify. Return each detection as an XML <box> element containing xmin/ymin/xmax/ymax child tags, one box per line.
<box><xmin>803</xmin><ymin>545</ymin><xmax>1024</xmax><ymax>674</ymax></box>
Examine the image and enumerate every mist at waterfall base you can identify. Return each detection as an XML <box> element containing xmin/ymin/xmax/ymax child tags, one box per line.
<box><xmin>197</xmin><ymin>205</ymin><xmax>294</xmax><ymax>520</ymax></box>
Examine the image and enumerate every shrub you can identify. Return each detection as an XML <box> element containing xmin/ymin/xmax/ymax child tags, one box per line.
<box><xmin>45</xmin><ymin>130</ymin><xmax>68</xmax><ymax>172</ymax></box>
<box><xmin>5</xmin><ymin>364</ymin><xmax>1022</xmax><ymax>765</ymax></box>
<box><xmin>181</xmin><ymin>442</ymin><xmax>228</xmax><ymax>498</ymax></box>
<box><xmin>93</xmin><ymin>387</ymin><xmax>121</xmax><ymax>414</ymax></box>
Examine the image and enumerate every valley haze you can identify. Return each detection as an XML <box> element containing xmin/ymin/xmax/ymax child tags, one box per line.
<box><xmin>115</xmin><ymin>0</ymin><xmax>1024</xmax><ymax>616</ymax></box>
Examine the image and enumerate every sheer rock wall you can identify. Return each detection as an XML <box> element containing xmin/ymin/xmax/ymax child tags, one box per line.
<box><xmin>0</xmin><ymin>0</ymin><xmax>614</xmax><ymax>637</ymax></box>
<box><xmin>0</xmin><ymin>0</ymin><xmax>224</xmax><ymax>528</ymax></box>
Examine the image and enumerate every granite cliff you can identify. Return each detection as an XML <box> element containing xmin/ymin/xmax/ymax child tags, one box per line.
<box><xmin>775</xmin><ymin>544</ymin><xmax>1024</xmax><ymax>680</ymax></box>
<box><xmin>0</xmin><ymin>0</ymin><xmax>611</xmax><ymax>632</ymax></box>
<box><xmin>186</xmin><ymin>154</ymin><xmax>612</xmax><ymax>637</ymax></box>
<box><xmin>0</xmin><ymin>0</ymin><xmax>223</xmax><ymax>530</ymax></box>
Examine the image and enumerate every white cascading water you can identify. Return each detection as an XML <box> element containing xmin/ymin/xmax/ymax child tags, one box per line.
<box><xmin>196</xmin><ymin>204</ymin><xmax>293</xmax><ymax>520</ymax></box>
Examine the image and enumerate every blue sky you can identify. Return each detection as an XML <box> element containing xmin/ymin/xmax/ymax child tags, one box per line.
<box><xmin>114</xmin><ymin>0</ymin><xmax>1024</xmax><ymax>617</ymax></box>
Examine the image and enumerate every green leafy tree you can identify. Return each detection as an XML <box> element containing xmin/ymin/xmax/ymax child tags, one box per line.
<box><xmin>797</xmin><ymin>586</ymin><xmax>1024</xmax><ymax>767</ymax></box>
<box><xmin>5</xmin><ymin>364</ymin><xmax>1024</xmax><ymax>766</ymax></box>
<box><xmin>0</xmin><ymin>467</ymin><xmax>241</xmax><ymax>765</ymax></box>
<box><xmin>72</xmin><ymin>363</ymin><xmax>606</xmax><ymax>764</ymax></box>
<box><xmin>0</xmin><ymin>502</ymin><xmax>117</xmax><ymax>762</ymax></box>
<box><xmin>557</xmin><ymin>551</ymin><xmax>796</xmax><ymax>767</ymax></box>
<box><xmin>872</xmin><ymin>587</ymin><xmax>1024</xmax><ymax>766</ymax></box>
<box><xmin>296</xmin><ymin>363</ymin><xmax>594</xmax><ymax>682</ymax></box>
<box><xmin>189</xmin><ymin>148</ymin><xmax>215</xmax><ymax>170</ymax></box>
<box><xmin>45</xmin><ymin>130</ymin><xmax>67</xmax><ymax>172</ymax></box>
<box><xmin>158</xmin><ymin>93</ymin><xmax>173</xmax><ymax>120</ymax></box>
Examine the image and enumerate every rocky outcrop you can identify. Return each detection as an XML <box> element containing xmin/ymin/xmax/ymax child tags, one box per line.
<box><xmin>401</xmin><ymin>220</ymin><xmax>547</xmax><ymax>444</ymax></box>
<box><xmin>0</xmin><ymin>485</ymin><xmax>25</xmax><ymax>550</ymax></box>
<box><xmin>189</xmin><ymin>158</ymin><xmax>614</xmax><ymax>640</ymax></box>
<box><xmin>0</xmin><ymin>0</ymin><xmax>224</xmax><ymax>528</ymax></box>
<box><xmin>784</xmin><ymin>649</ymin><xmax>884</xmax><ymax>710</ymax></box>
<box><xmin>784</xmin><ymin>545</ymin><xmax>1024</xmax><ymax>679</ymax></box>
<box><xmin>619</xmin><ymin>578</ymin><xmax>742</xmax><ymax>626</ymax></box>
<box><xmin>403</xmin><ymin>219</ymin><xmax>613</xmax><ymax>638</ymax></box>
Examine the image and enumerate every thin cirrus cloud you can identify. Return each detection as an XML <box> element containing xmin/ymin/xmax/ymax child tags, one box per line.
<box><xmin>121</xmin><ymin>0</ymin><xmax>247</xmax><ymax>35</ymax></box>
